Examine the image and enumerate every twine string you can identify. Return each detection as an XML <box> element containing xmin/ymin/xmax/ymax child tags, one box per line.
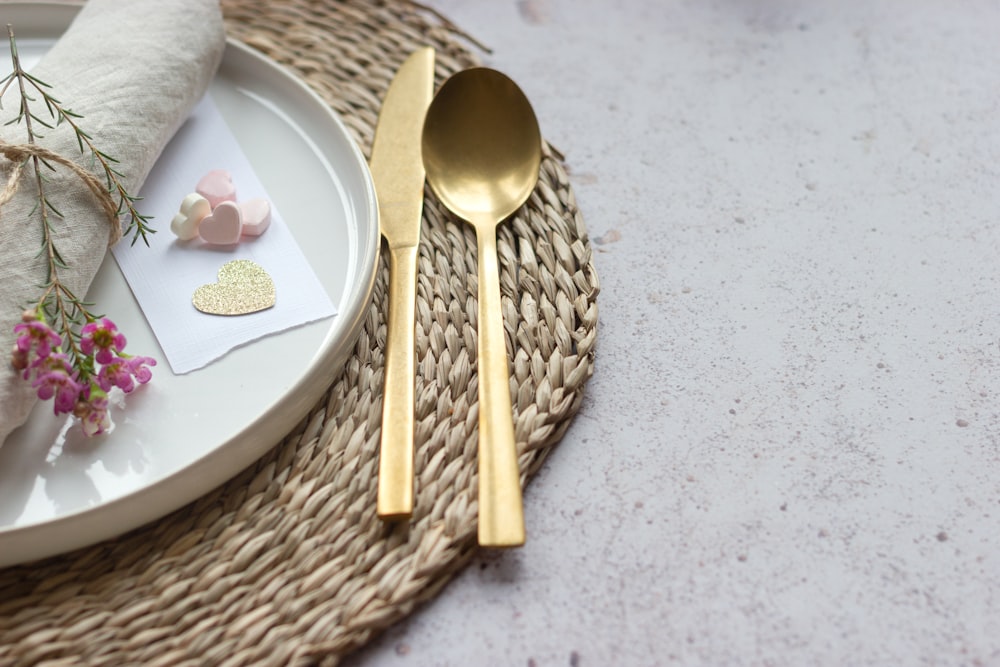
<box><xmin>0</xmin><ymin>139</ymin><xmax>122</xmax><ymax>246</ymax></box>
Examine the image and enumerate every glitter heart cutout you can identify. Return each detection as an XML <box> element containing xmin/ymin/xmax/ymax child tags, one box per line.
<box><xmin>192</xmin><ymin>260</ymin><xmax>275</xmax><ymax>316</ymax></box>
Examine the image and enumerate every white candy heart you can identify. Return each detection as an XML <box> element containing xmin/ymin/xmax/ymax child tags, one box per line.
<box><xmin>169</xmin><ymin>193</ymin><xmax>211</xmax><ymax>241</ymax></box>
<box><xmin>239</xmin><ymin>197</ymin><xmax>272</xmax><ymax>237</ymax></box>
<box><xmin>198</xmin><ymin>201</ymin><xmax>243</xmax><ymax>245</ymax></box>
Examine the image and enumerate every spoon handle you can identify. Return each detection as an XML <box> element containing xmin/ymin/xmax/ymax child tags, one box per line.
<box><xmin>378</xmin><ymin>244</ymin><xmax>419</xmax><ymax>519</ymax></box>
<box><xmin>475</xmin><ymin>228</ymin><xmax>526</xmax><ymax>547</ymax></box>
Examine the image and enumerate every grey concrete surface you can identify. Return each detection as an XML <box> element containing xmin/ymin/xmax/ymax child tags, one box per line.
<box><xmin>346</xmin><ymin>1</ymin><xmax>1000</xmax><ymax>665</ymax></box>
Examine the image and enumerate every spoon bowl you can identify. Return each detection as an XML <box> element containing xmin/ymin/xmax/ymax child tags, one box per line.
<box><xmin>422</xmin><ymin>68</ymin><xmax>542</xmax><ymax>547</ymax></box>
<box><xmin>422</xmin><ymin>69</ymin><xmax>542</xmax><ymax>224</ymax></box>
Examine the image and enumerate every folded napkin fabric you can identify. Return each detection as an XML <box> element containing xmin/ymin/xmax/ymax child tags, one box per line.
<box><xmin>0</xmin><ymin>0</ymin><xmax>226</xmax><ymax>445</ymax></box>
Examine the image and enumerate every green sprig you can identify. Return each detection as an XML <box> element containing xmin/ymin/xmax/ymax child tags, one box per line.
<box><xmin>1</xmin><ymin>25</ymin><xmax>151</xmax><ymax>381</ymax></box>
<box><xmin>0</xmin><ymin>26</ymin><xmax>154</xmax><ymax>246</ymax></box>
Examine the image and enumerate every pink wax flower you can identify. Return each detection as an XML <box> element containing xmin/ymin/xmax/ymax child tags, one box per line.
<box><xmin>95</xmin><ymin>354</ymin><xmax>157</xmax><ymax>394</ymax></box>
<box><xmin>80</xmin><ymin>318</ymin><xmax>127</xmax><ymax>365</ymax></box>
<box><xmin>96</xmin><ymin>357</ymin><xmax>135</xmax><ymax>394</ymax></box>
<box><xmin>10</xmin><ymin>344</ymin><xmax>30</xmax><ymax>372</ymax></box>
<box><xmin>74</xmin><ymin>390</ymin><xmax>112</xmax><ymax>437</ymax></box>
<box><xmin>127</xmin><ymin>355</ymin><xmax>157</xmax><ymax>386</ymax></box>
<box><xmin>11</xmin><ymin>313</ymin><xmax>155</xmax><ymax>437</ymax></box>
<box><xmin>30</xmin><ymin>353</ymin><xmax>82</xmax><ymax>415</ymax></box>
<box><xmin>13</xmin><ymin>317</ymin><xmax>61</xmax><ymax>360</ymax></box>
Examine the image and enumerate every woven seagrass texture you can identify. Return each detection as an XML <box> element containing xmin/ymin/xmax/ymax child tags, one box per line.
<box><xmin>0</xmin><ymin>1</ymin><xmax>598</xmax><ymax>664</ymax></box>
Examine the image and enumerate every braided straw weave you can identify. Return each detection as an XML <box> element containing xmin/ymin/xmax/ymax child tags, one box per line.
<box><xmin>0</xmin><ymin>1</ymin><xmax>598</xmax><ymax>664</ymax></box>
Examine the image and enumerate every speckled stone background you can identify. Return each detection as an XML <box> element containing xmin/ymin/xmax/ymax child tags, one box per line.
<box><xmin>348</xmin><ymin>1</ymin><xmax>1000</xmax><ymax>664</ymax></box>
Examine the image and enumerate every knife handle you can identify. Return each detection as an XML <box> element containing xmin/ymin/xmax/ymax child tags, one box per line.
<box><xmin>378</xmin><ymin>244</ymin><xmax>419</xmax><ymax>519</ymax></box>
<box><xmin>475</xmin><ymin>229</ymin><xmax>526</xmax><ymax>547</ymax></box>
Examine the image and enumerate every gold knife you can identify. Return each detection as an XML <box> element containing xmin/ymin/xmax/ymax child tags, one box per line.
<box><xmin>370</xmin><ymin>47</ymin><xmax>435</xmax><ymax>519</ymax></box>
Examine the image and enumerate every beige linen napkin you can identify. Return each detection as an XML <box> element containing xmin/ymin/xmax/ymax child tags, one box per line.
<box><xmin>0</xmin><ymin>0</ymin><xmax>225</xmax><ymax>445</ymax></box>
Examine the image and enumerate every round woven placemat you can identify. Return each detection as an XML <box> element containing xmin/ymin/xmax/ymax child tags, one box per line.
<box><xmin>0</xmin><ymin>1</ymin><xmax>598</xmax><ymax>664</ymax></box>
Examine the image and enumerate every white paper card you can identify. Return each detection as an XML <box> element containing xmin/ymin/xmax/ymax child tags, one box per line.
<box><xmin>112</xmin><ymin>96</ymin><xmax>336</xmax><ymax>374</ymax></box>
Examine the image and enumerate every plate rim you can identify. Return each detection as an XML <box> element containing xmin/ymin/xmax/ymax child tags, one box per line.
<box><xmin>0</xmin><ymin>4</ymin><xmax>380</xmax><ymax>566</ymax></box>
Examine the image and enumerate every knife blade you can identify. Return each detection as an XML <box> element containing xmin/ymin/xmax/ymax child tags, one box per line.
<box><xmin>370</xmin><ymin>47</ymin><xmax>435</xmax><ymax>520</ymax></box>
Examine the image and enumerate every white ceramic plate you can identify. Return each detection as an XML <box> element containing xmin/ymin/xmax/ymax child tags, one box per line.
<box><xmin>0</xmin><ymin>3</ymin><xmax>379</xmax><ymax>567</ymax></box>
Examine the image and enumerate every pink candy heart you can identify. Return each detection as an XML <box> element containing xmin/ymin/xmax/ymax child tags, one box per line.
<box><xmin>198</xmin><ymin>201</ymin><xmax>243</xmax><ymax>245</ymax></box>
<box><xmin>239</xmin><ymin>197</ymin><xmax>272</xmax><ymax>237</ymax></box>
<box><xmin>196</xmin><ymin>169</ymin><xmax>237</xmax><ymax>208</ymax></box>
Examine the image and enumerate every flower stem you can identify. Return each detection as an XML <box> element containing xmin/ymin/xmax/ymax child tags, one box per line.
<box><xmin>7</xmin><ymin>26</ymin><xmax>94</xmax><ymax>380</ymax></box>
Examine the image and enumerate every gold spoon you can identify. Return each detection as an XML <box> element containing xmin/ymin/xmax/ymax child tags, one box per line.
<box><xmin>422</xmin><ymin>68</ymin><xmax>542</xmax><ymax>548</ymax></box>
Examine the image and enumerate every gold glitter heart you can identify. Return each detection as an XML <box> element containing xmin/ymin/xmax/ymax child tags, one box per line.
<box><xmin>192</xmin><ymin>259</ymin><xmax>276</xmax><ymax>316</ymax></box>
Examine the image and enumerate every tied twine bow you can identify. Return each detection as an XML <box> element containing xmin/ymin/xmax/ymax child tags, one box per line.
<box><xmin>0</xmin><ymin>138</ymin><xmax>122</xmax><ymax>246</ymax></box>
